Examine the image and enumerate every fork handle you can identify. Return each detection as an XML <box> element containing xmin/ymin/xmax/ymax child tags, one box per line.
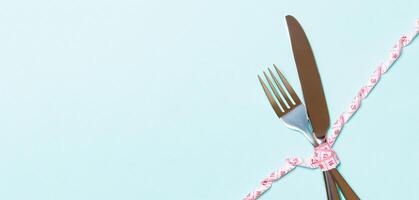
<box><xmin>329</xmin><ymin>169</ymin><xmax>360</xmax><ymax>200</ymax></box>
<box><xmin>324</xmin><ymin>171</ymin><xmax>340</xmax><ymax>200</ymax></box>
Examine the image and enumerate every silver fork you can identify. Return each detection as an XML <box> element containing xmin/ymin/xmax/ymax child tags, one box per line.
<box><xmin>258</xmin><ymin>64</ymin><xmax>340</xmax><ymax>200</ymax></box>
<box><xmin>258</xmin><ymin>64</ymin><xmax>314</xmax><ymax>145</ymax></box>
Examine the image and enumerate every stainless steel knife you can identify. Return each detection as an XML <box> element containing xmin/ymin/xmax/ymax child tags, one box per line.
<box><xmin>285</xmin><ymin>15</ymin><xmax>359</xmax><ymax>200</ymax></box>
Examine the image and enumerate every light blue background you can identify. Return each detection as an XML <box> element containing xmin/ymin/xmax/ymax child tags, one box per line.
<box><xmin>0</xmin><ymin>0</ymin><xmax>418</xmax><ymax>199</ymax></box>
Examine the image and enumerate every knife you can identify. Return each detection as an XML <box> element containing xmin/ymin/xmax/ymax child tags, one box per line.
<box><xmin>285</xmin><ymin>15</ymin><xmax>360</xmax><ymax>200</ymax></box>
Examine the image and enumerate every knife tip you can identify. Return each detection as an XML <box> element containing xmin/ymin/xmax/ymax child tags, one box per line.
<box><xmin>285</xmin><ymin>15</ymin><xmax>295</xmax><ymax>21</ymax></box>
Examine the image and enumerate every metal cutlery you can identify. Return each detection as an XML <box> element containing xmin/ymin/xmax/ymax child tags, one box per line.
<box><xmin>286</xmin><ymin>15</ymin><xmax>359</xmax><ymax>200</ymax></box>
<box><xmin>258</xmin><ymin>65</ymin><xmax>314</xmax><ymax>145</ymax></box>
<box><xmin>258</xmin><ymin>64</ymin><xmax>340</xmax><ymax>199</ymax></box>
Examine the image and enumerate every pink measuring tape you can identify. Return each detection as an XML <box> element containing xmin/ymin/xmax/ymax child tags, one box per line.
<box><xmin>244</xmin><ymin>19</ymin><xmax>419</xmax><ymax>200</ymax></box>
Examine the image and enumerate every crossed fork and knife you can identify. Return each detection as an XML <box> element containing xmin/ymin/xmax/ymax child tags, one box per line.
<box><xmin>257</xmin><ymin>15</ymin><xmax>359</xmax><ymax>200</ymax></box>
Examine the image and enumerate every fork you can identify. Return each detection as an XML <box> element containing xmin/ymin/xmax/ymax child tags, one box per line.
<box><xmin>258</xmin><ymin>65</ymin><xmax>315</xmax><ymax>145</ymax></box>
<box><xmin>258</xmin><ymin>64</ymin><xmax>340</xmax><ymax>199</ymax></box>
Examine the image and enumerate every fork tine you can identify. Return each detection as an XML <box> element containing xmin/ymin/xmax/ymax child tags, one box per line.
<box><xmin>263</xmin><ymin>71</ymin><xmax>288</xmax><ymax>111</ymax></box>
<box><xmin>268</xmin><ymin>67</ymin><xmax>293</xmax><ymax>107</ymax></box>
<box><xmin>273</xmin><ymin>64</ymin><xmax>301</xmax><ymax>105</ymax></box>
<box><xmin>258</xmin><ymin>75</ymin><xmax>284</xmax><ymax>116</ymax></box>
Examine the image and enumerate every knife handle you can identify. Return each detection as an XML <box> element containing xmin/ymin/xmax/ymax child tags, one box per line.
<box><xmin>329</xmin><ymin>169</ymin><xmax>360</xmax><ymax>200</ymax></box>
<box><xmin>323</xmin><ymin>171</ymin><xmax>340</xmax><ymax>200</ymax></box>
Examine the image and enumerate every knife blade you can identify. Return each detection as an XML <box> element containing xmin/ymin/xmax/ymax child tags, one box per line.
<box><xmin>285</xmin><ymin>15</ymin><xmax>359</xmax><ymax>200</ymax></box>
<box><xmin>285</xmin><ymin>15</ymin><xmax>329</xmax><ymax>140</ymax></box>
